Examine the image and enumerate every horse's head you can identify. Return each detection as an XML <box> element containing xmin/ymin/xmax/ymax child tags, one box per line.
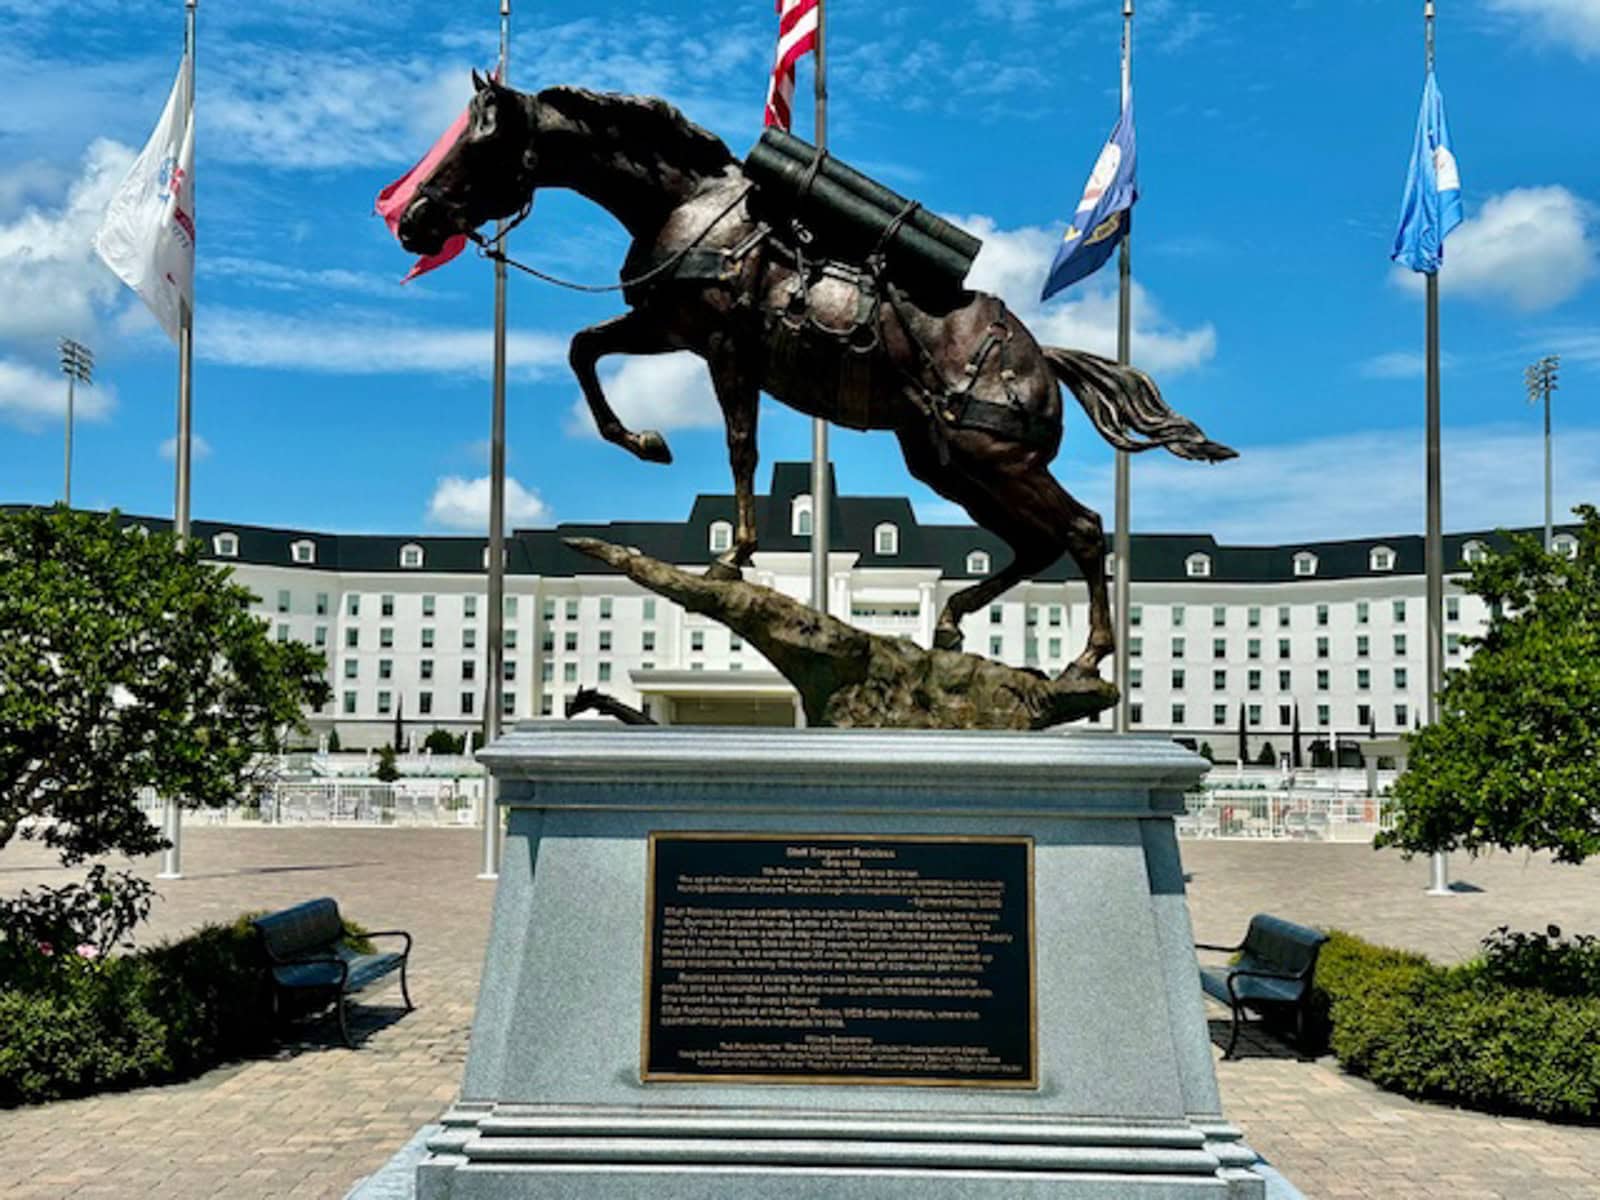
<box><xmin>398</xmin><ymin>72</ymin><xmax>538</xmax><ymax>256</ymax></box>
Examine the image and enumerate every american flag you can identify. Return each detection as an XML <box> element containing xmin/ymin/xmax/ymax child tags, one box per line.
<box><xmin>764</xmin><ymin>0</ymin><xmax>819</xmax><ymax>130</ymax></box>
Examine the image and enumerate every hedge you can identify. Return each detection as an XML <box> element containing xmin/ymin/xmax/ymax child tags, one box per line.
<box><xmin>1316</xmin><ymin>929</ymin><xmax>1600</xmax><ymax>1122</ymax></box>
<box><xmin>1</xmin><ymin>912</ymin><xmax>370</xmax><ymax>1108</ymax></box>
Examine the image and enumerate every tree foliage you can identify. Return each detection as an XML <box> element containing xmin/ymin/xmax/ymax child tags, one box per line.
<box><xmin>0</xmin><ymin>508</ymin><xmax>329</xmax><ymax>870</ymax></box>
<box><xmin>1379</xmin><ymin>506</ymin><xmax>1600</xmax><ymax>864</ymax></box>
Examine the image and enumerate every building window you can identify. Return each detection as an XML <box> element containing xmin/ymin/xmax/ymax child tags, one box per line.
<box><xmin>213</xmin><ymin>532</ymin><xmax>239</xmax><ymax>558</ymax></box>
<box><xmin>1171</xmin><ymin>668</ymin><xmax>1186</xmax><ymax>690</ymax></box>
<box><xmin>1447</xmin><ymin>633</ymin><xmax>1461</xmax><ymax>656</ymax></box>
<box><xmin>462</xmin><ymin>660</ymin><xmax>476</xmax><ymax>681</ymax></box>
<box><xmin>1213</xmin><ymin>704</ymin><xmax>1228</xmax><ymax>726</ymax></box>
<box><xmin>1317</xmin><ymin>704</ymin><xmax>1330</xmax><ymax>727</ymax></box>
<box><xmin>1129</xmin><ymin>637</ymin><xmax>1143</xmax><ymax>658</ymax></box>
<box><xmin>791</xmin><ymin>494</ymin><xmax>813</xmax><ymax>537</ymax></box>
<box><xmin>1247</xmin><ymin>669</ymin><xmax>1261</xmax><ymax>691</ymax></box>
<box><xmin>344</xmin><ymin>658</ymin><xmax>359</xmax><ymax>680</ymax></box>
<box><xmin>1171</xmin><ymin>637</ymin><xmax>1186</xmax><ymax>659</ymax></box>
<box><xmin>1553</xmin><ymin>533</ymin><xmax>1578</xmax><ymax>560</ymax></box>
<box><xmin>709</xmin><ymin>521</ymin><xmax>733</xmax><ymax>553</ymax></box>
<box><xmin>1394</xmin><ymin>633</ymin><xmax>1407</xmax><ymax>656</ymax></box>
<box><xmin>598</xmin><ymin>662</ymin><xmax>612</xmax><ymax>682</ymax></box>
<box><xmin>1316</xmin><ymin>668</ymin><xmax>1329</xmax><ymax>691</ymax></box>
<box><xmin>691</xmin><ymin>630</ymin><xmax>705</xmax><ymax>652</ymax></box>
<box><xmin>291</xmin><ymin>539</ymin><xmax>316</xmax><ymax>564</ymax></box>
<box><xmin>1172</xmin><ymin>703</ymin><xmax>1186</xmax><ymax>725</ymax></box>
<box><xmin>541</xmin><ymin>598</ymin><xmax>556</xmax><ymax>622</ymax></box>
<box><xmin>377</xmin><ymin>691</ymin><xmax>392</xmax><ymax>715</ymax></box>
<box><xmin>600</xmin><ymin>597</ymin><xmax>613</xmax><ymax>621</ymax></box>
<box><xmin>1247</xmin><ymin>606</ymin><xmax>1261</xmax><ymax>628</ymax></box>
<box><xmin>1171</xmin><ymin>604</ymin><xmax>1185</xmax><ymax>628</ymax></box>
<box><xmin>989</xmin><ymin>604</ymin><xmax>1003</xmax><ymax>625</ymax></box>
<box><xmin>1277</xmin><ymin>638</ymin><xmax>1290</xmax><ymax>660</ymax></box>
<box><xmin>1048</xmin><ymin>637</ymin><xmax>1062</xmax><ymax>658</ymax></box>
<box><xmin>1049</xmin><ymin>605</ymin><xmax>1063</xmax><ymax>627</ymax></box>
<box><xmin>420</xmin><ymin>659</ymin><xmax>434</xmax><ymax>681</ymax></box>
<box><xmin>599</xmin><ymin>631</ymin><xmax>612</xmax><ymax>652</ymax></box>
<box><xmin>1394</xmin><ymin>667</ymin><xmax>1408</xmax><ymax>690</ymax></box>
<box><xmin>1248</xmin><ymin>704</ymin><xmax>1262</xmax><ymax>727</ymax></box>
<box><xmin>464</xmin><ymin>595</ymin><xmax>478</xmax><ymax>620</ymax></box>
<box><xmin>565</xmin><ymin>598</ymin><xmax>579</xmax><ymax>621</ymax></box>
<box><xmin>642</xmin><ymin>631</ymin><xmax>656</xmax><ymax>652</ymax></box>
<box><xmin>1129</xmin><ymin>703</ymin><xmax>1143</xmax><ymax>725</ymax></box>
<box><xmin>541</xmin><ymin>695</ymin><xmax>554</xmax><ymax>716</ymax></box>
<box><xmin>314</xmin><ymin>626</ymin><xmax>327</xmax><ymax>648</ymax></box>
<box><xmin>379</xmin><ymin>627</ymin><xmax>394</xmax><ymax>649</ymax></box>
<box><xmin>874</xmin><ymin>523</ymin><xmax>899</xmax><ymax>556</ymax></box>
<box><xmin>345</xmin><ymin>628</ymin><xmax>359</xmax><ymax>649</ymax></box>
<box><xmin>564</xmin><ymin>631</ymin><xmax>577</xmax><ymax>652</ymax></box>
<box><xmin>1213</xmin><ymin>669</ymin><xmax>1227</xmax><ymax>690</ymax></box>
<box><xmin>1212</xmin><ymin>605</ymin><xmax>1227</xmax><ymax>628</ymax></box>
<box><xmin>400</xmin><ymin>544</ymin><xmax>424</xmax><ymax>569</ymax></box>
<box><xmin>1316</xmin><ymin>604</ymin><xmax>1329</xmax><ymax>627</ymax></box>
<box><xmin>1446</xmin><ymin>596</ymin><xmax>1460</xmax><ymax>622</ymax></box>
<box><xmin>1356</xmin><ymin>668</ymin><xmax>1371</xmax><ymax>691</ymax></box>
<box><xmin>730</xmin><ymin>634</ymin><xmax>743</xmax><ymax>651</ymax></box>
<box><xmin>311</xmin><ymin>593</ymin><xmax>327</xmax><ymax>617</ymax></box>
<box><xmin>967</xmin><ymin>550</ymin><xmax>991</xmax><ymax>575</ymax></box>
<box><xmin>1370</xmin><ymin>545</ymin><xmax>1395</xmax><ymax>571</ymax></box>
<box><xmin>418</xmin><ymin>692</ymin><xmax>433</xmax><ymax>715</ymax></box>
<box><xmin>563</xmin><ymin>662</ymin><xmax>578</xmax><ymax>683</ymax></box>
<box><xmin>1129</xmin><ymin>605</ymin><xmax>1143</xmax><ymax>627</ymax></box>
<box><xmin>541</xmin><ymin>661</ymin><xmax>554</xmax><ymax>683</ymax></box>
<box><xmin>1395</xmin><ymin>704</ymin><xmax>1409</xmax><ymax>726</ymax></box>
<box><xmin>1186</xmin><ymin>553</ymin><xmax>1211</xmax><ymax>578</ymax></box>
<box><xmin>463</xmin><ymin>628</ymin><xmax>477</xmax><ymax>650</ymax></box>
<box><xmin>1293</xmin><ymin>551</ymin><xmax>1318</xmax><ymax>577</ymax></box>
<box><xmin>1129</xmin><ymin>667</ymin><xmax>1143</xmax><ymax>690</ymax></box>
<box><xmin>378</xmin><ymin>659</ymin><xmax>393</xmax><ymax>681</ymax></box>
<box><xmin>461</xmin><ymin>692</ymin><xmax>475</xmax><ymax>715</ymax></box>
<box><xmin>990</xmin><ymin>636</ymin><xmax>1004</xmax><ymax>657</ymax></box>
<box><xmin>1277</xmin><ymin>605</ymin><xmax>1290</xmax><ymax>629</ymax></box>
<box><xmin>541</xmin><ymin>630</ymin><xmax>554</xmax><ymax>653</ymax></box>
<box><xmin>501</xmin><ymin>691</ymin><xmax>515</xmax><ymax>716</ymax></box>
<box><xmin>1278</xmin><ymin>705</ymin><xmax>1293</xmax><ymax>726</ymax></box>
<box><xmin>1212</xmin><ymin>638</ymin><xmax>1226</xmax><ymax>660</ymax></box>
<box><xmin>1392</xmin><ymin>600</ymin><xmax>1407</xmax><ymax>624</ymax></box>
<box><xmin>1357</xmin><ymin>703</ymin><xmax>1372</xmax><ymax>728</ymax></box>
<box><xmin>482</xmin><ymin>546</ymin><xmax>507</xmax><ymax>570</ymax></box>
<box><xmin>343</xmin><ymin>691</ymin><xmax>357</xmax><ymax>715</ymax></box>
<box><xmin>421</xmin><ymin>628</ymin><xmax>435</xmax><ymax>650</ymax></box>
<box><xmin>1277</xmin><ymin>669</ymin><xmax>1291</xmax><ymax>691</ymax></box>
<box><xmin>1462</xmin><ymin>540</ymin><xmax>1488</xmax><ymax>565</ymax></box>
<box><xmin>1247</xmin><ymin>638</ymin><xmax>1261</xmax><ymax>660</ymax></box>
<box><xmin>1356</xmin><ymin>601</ymin><xmax>1369</xmax><ymax>625</ymax></box>
<box><xmin>277</xmin><ymin>589</ymin><xmax>291</xmax><ymax>614</ymax></box>
<box><xmin>1356</xmin><ymin>635</ymin><xmax>1370</xmax><ymax>658</ymax></box>
<box><xmin>643</xmin><ymin>599</ymin><xmax>656</xmax><ymax>621</ymax></box>
<box><xmin>505</xmin><ymin>629</ymin><xmax>518</xmax><ymax>650</ymax></box>
<box><xmin>503</xmin><ymin>661</ymin><xmax>516</xmax><ymax>682</ymax></box>
<box><xmin>381</xmin><ymin>594</ymin><xmax>395</xmax><ymax>618</ymax></box>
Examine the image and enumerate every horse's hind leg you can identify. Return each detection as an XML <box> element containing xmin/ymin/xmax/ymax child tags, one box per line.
<box><xmin>704</xmin><ymin>335</ymin><xmax>761</xmax><ymax>581</ymax></box>
<box><xmin>569</xmin><ymin>311</ymin><xmax>676</xmax><ymax>464</ymax></box>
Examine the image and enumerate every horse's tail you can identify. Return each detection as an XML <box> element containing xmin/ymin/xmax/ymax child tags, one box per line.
<box><xmin>1043</xmin><ymin>346</ymin><xmax>1237</xmax><ymax>463</ymax></box>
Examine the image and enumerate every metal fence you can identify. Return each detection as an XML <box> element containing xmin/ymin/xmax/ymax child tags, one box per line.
<box><xmin>136</xmin><ymin>780</ymin><xmax>482</xmax><ymax>828</ymax></box>
<box><xmin>1177</xmin><ymin>789</ymin><xmax>1395</xmax><ymax>843</ymax></box>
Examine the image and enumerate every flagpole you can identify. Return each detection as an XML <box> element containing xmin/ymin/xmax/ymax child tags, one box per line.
<box><xmin>480</xmin><ymin>0</ymin><xmax>511</xmax><ymax>882</ymax></box>
<box><xmin>1112</xmin><ymin>0</ymin><xmax>1133</xmax><ymax>734</ymax></box>
<box><xmin>1422</xmin><ymin>0</ymin><xmax>1450</xmax><ymax>897</ymax></box>
<box><xmin>160</xmin><ymin>0</ymin><xmax>197</xmax><ymax>882</ymax></box>
<box><xmin>809</xmin><ymin>0</ymin><xmax>830</xmax><ymax>618</ymax></box>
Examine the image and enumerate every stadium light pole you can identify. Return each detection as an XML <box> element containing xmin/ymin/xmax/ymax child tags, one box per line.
<box><xmin>1524</xmin><ymin>355</ymin><xmax>1559</xmax><ymax>551</ymax></box>
<box><xmin>58</xmin><ymin>339</ymin><xmax>94</xmax><ymax>508</ymax></box>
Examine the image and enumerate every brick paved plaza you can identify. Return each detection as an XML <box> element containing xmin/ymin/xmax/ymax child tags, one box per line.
<box><xmin>3</xmin><ymin>827</ymin><xmax>1598</xmax><ymax>1199</ymax></box>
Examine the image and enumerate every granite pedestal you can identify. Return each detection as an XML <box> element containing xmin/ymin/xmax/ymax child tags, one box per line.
<box><xmin>416</xmin><ymin>725</ymin><xmax>1272</xmax><ymax>1199</ymax></box>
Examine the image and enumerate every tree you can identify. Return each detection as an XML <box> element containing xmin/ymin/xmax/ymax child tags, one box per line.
<box><xmin>1255</xmin><ymin>741</ymin><xmax>1277</xmax><ymax>767</ymax></box>
<box><xmin>374</xmin><ymin>746</ymin><xmax>400</xmax><ymax>782</ymax></box>
<box><xmin>423</xmin><ymin>728</ymin><xmax>464</xmax><ymax>755</ymax></box>
<box><xmin>0</xmin><ymin>509</ymin><xmax>328</xmax><ymax>947</ymax></box>
<box><xmin>327</xmin><ymin>728</ymin><xmax>342</xmax><ymax>753</ymax></box>
<box><xmin>1198</xmin><ymin>741</ymin><xmax>1215</xmax><ymax>763</ymax></box>
<box><xmin>1379</xmin><ymin>507</ymin><xmax>1600</xmax><ymax>864</ymax></box>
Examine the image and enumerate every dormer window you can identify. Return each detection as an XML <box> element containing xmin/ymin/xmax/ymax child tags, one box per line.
<box><xmin>400</xmin><ymin>543</ymin><xmax>424</xmax><ymax>569</ymax></box>
<box><xmin>875</xmin><ymin>522</ymin><xmax>899</xmax><ymax>556</ymax></box>
<box><xmin>709</xmin><ymin>520</ymin><xmax>733</xmax><ymax>554</ymax></box>
<box><xmin>1462</xmin><ymin>540</ymin><xmax>1488</xmax><ymax>566</ymax></box>
<box><xmin>1293</xmin><ymin>551</ymin><xmax>1318</xmax><ymax>577</ymax></box>
<box><xmin>791</xmin><ymin>494</ymin><xmax>813</xmax><ymax>537</ymax></box>
<box><xmin>1552</xmin><ymin>533</ymin><xmax>1578</xmax><ymax>560</ymax></box>
<box><xmin>1185</xmin><ymin>553</ymin><xmax>1211</xmax><ymax>578</ymax></box>
<box><xmin>966</xmin><ymin>550</ymin><xmax>990</xmax><ymax>575</ymax></box>
<box><xmin>291</xmin><ymin>539</ymin><xmax>316</xmax><ymax>565</ymax></box>
<box><xmin>482</xmin><ymin>545</ymin><xmax>508</xmax><ymax>569</ymax></box>
<box><xmin>1369</xmin><ymin>545</ymin><xmax>1395</xmax><ymax>572</ymax></box>
<box><xmin>213</xmin><ymin>532</ymin><xmax>239</xmax><ymax>558</ymax></box>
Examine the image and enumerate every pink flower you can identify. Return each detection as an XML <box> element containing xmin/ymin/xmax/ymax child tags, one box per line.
<box><xmin>76</xmin><ymin>944</ymin><xmax>99</xmax><ymax>960</ymax></box>
<box><xmin>37</xmin><ymin>942</ymin><xmax>53</xmax><ymax>956</ymax></box>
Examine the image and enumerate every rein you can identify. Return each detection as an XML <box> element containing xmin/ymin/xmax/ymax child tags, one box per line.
<box><xmin>469</xmin><ymin>184</ymin><xmax>755</xmax><ymax>296</ymax></box>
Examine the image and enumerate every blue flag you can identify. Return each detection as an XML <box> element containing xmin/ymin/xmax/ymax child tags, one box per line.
<box><xmin>1042</xmin><ymin>99</ymin><xmax>1137</xmax><ymax>301</ymax></box>
<box><xmin>1392</xmin><ymin>71</ymin><xmax>1463</xmax><ymax>275</ymax></box>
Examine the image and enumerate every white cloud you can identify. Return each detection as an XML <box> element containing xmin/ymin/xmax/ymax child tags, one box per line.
<box><xmin>565</xmin><ymin>352</ymin><xmax>722</xmax><ymax>438</ymax></box>
<box><xmin>958</xmin><ymin>215</ymin><xmax>1218</xmax><ymax>375</ymax></box>
<box><xmin>1484</xmin><ymin>0</ymin><xmax>1600</xmax><ymax>58</ymax></box>
<box><xmin>0</xmin><ymin>356</ymin><xmax>115</xmax><ymax>431</ymax></box>
<box><xmin>1393</xmin><ymin>186</ymin><xmax>1597</xmax><ymax>312</ymax></box>
<box><xmin>1115</xmin><ymin>423</ymin><xmax>1600</xmax><ymax>542</ymax></box>
<box><xmin>426</xmin><ymin>474</ymin><xmax>551</xmax><ymax>532</ymax></box>
<box><xmin>202</xmin><ymin>257</ymin><xmax>430</xmax><ymax>301</ymax></box>
<box><xmin>158</xmin><ymin>434</ymin><xmax>212</xmax><ymax>463</ymax></box>
<box><xmin>198</xmin><ymin>308</ymin><xmax>566</xmax><ymax>378</ymax></box>
<box><xmin>0</xmin><ymin>139</ymin><xmax>135</xmax><ymax>345</ymax></box>
<box><xmin>1358</xmin><ymin>350</ymin><xmax>1460</xmax><ymax>380</ymax></box>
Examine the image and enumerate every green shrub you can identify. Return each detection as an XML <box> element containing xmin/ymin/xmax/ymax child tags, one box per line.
<box><xmin>1</xmin><ymin>911</ymin><xmax>376</xmax><ymax>1107</ymax></box>
<box><xmin>1315</xmin><ymin>929</ymin><xmax>1600</xmax><ymax>1122</ymax></box>
<box><xmin>1478</xmin><ymin>925</ymin><xmax>1600</xmax><ymax>999</ymax></box>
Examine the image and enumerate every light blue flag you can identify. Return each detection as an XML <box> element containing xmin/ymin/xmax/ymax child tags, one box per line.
<box><xmin>1392</xmin><ymin>71</ymin><xmax>1463</xmax><ymax>275</ymax></box>
<box><xmin>1042</xmin><ymin>99</ymin><xmax>1137</xmax><ymax>301</ymax></box>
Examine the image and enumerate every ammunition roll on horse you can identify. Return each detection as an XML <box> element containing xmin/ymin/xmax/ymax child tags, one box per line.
<box><xmin>399</xmin><ymin>76</ymin><xmax>1235</xmax><ymax>680</ymax></box>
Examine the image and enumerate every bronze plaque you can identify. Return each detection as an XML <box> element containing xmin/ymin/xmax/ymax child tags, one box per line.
<box><xmin>642</xmin><ymin>833</ymin><xmax>1036</xmax><ymax>1087</ymax></box>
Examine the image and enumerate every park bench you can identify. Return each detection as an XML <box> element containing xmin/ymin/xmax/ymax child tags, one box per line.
<box><xmin>252</xmin><ymin>898</ymin><xmax>413</xmax><ymax>1048</ymax></box>
<box><xmin>1197</xmin><ymin>913</ymin><xmax>1328</xmax><ymax>1060</ymax></box>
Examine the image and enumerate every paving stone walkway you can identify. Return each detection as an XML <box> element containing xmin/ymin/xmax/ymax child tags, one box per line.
<box><xmin>2</xmin><ymin>828</ymin><xmax>1597</xmax><ymax>1199</ymax></box>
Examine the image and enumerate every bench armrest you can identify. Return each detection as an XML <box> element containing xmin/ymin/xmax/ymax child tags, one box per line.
<box><xmin>1227</xmin><ymin>966</ymin><xmax>1305</xmax><ymax>982</ymax></box>
<box><xmin>1194</xmin><ymin>941</ymin><xmax>1242</xmax><ymax>954</ymax></box>
<box><xmin>362</xmin><ymin>930</ymin><xmax>413</xmax><ymax>956</ymax></box>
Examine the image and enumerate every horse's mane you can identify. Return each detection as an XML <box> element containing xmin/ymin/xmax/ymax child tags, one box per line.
<box><xmin>535</xmin><ymin>86</ymin><xmax>737</xmax><ymax>177</ymax></box>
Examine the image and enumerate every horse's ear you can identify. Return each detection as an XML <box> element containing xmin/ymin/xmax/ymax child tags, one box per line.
<box><xmin>471</xmin><ymin>68</ymin><xmax>488</xmax><ymax>92</ymax></box>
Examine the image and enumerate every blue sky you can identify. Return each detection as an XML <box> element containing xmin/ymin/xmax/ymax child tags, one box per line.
<box><xmin>1</xmin><ymin>0</ymin><xmax>1597</xmax><ymax>542</ymax></box>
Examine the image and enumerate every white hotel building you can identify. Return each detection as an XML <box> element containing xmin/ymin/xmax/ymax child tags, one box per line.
<box><xmin>79</xmin><ymin>462</ymin><xmax>1578</xmax><ymax>758</ymax></box>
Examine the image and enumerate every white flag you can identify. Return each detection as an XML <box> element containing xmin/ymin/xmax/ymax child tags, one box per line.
<box><xmin>94</xmin><ymin>57</ymin><xmax>195</xmax><ymax>344</ymax></box>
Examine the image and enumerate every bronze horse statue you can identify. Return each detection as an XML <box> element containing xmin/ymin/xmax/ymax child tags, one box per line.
<box><xmin>399</xmin><ymin>77</ymin><xmax>1234</xmax><ymax>678</ymax></box>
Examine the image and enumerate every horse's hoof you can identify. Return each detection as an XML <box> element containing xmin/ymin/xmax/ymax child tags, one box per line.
<box><xmin>933</xmin><ymin>625</ymin><xmax>963</xmax><ymax>652</ymax></box>
<box><xmin>636</xmin><ymin>430</ymin><xmax>673</xmax><ymax>464</ymax></box>
<box><xmin>704</xmin><ymin>558</ymin><xmax>743</xmax><ymax>583</ymax></box>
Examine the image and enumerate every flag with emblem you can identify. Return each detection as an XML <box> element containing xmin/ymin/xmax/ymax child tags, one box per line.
<box><xmin>1042</xmin><ymin>98</ymin><xmax>1136</xmax><ymax>301</ymax></box>
<box><xmin>93</xmin><ymin>55</ymin><xmax>194</xmax><ymax>344</ymax></box>
<box><xmin>1391</xmin><ymin>71</ymin><xmax>1463</xmax><ymax>275</ymax></box>
<box><xmin>764</xmin><ymin>0</ymin><xmax>820</xmax><ymax>130</ymax></box>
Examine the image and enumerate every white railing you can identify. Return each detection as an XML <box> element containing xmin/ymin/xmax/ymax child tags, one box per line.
<box><xmin>1176</xmin><ymin>789</ymin><xmax>1395</xmax><ymax>843</ymax></box>
<box><xmin>135</xmin><ymin>780</ymin><xmax>483</xmax><ymax>828</ymax></box>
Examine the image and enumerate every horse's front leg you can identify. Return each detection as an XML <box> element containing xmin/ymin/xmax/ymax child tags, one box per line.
<box><xmin>569</xmin><ymin>311</ymin><xmax>675</xmax><ymax>464</ymax></box>
<box><xmin>705</xmin><ymin>334</ymin><xmax>760</xmax><ymax>582</ymax></box>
